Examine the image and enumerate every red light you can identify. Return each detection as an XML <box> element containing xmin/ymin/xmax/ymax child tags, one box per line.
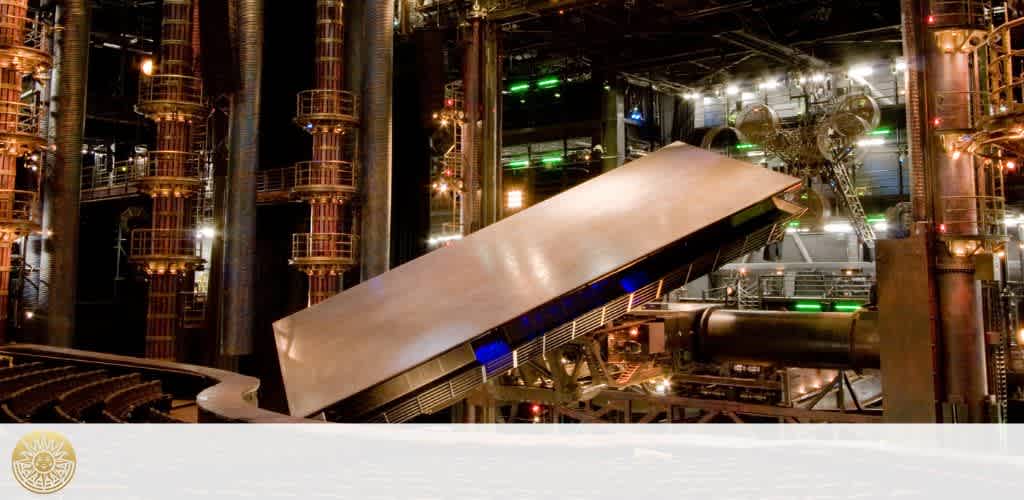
<box><xmin>939</xmin><ymin>223</ymin><xmax>947</xmax><ymax>233</ymax></box>
<box><xmin>531</xmin><ymin>404</ymin><xmax>541</xmax><ymax>413</ymax></box>
<box><xmin>932</xmin><ymin>117</ymin><xmax>942</xmax><ymax>126</ymax></box>
<box><xmin>927</xmin><ymin>15</ymin><xmax>935</xmax><ymax>24</ymax></box>
<box><xmin>1008</xmin><ymin>161</ymin><xmax>1017</xmax><ymax>171</ymax></box>
<box><xmin>446</xmin><ymin>99</ymin><xmax>454</xmax><ymax>106</ymax></box>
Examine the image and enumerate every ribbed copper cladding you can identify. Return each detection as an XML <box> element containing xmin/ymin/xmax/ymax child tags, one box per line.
<box><xmin>0</xmin><ymin>0</ymin><xmax>51</xmax><ymax>340</ymax></box>
<box><xmin>130</xmin><ymin>0</ymin><xmax>206</xmax><ymax>360</ymax></box>
<box><xmin>290</xmin><ymin>0</ymin><xmax>361</xmax><ymax>306</ymax></box>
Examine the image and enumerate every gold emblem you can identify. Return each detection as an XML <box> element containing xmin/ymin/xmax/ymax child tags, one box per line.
<box><xmin>11</xmin><ymin>431</ymin><xmax>76</xmax><ymax>494</ymax></box>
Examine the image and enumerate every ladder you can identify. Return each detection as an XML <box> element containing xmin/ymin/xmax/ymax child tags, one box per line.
<box><xmin>827</xmin><ymin>157</ymin><xmax>875</xmax><ymax>248</ymax></box>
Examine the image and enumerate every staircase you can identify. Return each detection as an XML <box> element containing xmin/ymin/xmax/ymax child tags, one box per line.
<box><xmin>827</xmin><ymin>158</ymin><xmax>875</xmax><ymax>248</ymax></box>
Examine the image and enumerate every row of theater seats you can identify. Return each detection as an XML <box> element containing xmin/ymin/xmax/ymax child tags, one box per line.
<box><xmin>0</xmin><ymin>361</ymin><xmax>185</xmax><ymax>423</ymax></box>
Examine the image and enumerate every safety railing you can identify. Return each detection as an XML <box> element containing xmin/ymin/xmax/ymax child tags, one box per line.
<box><xmin>295</xmin><ymin>89</ymin><xmax>359</xmax><ymax>125</ymax></box>
<box><xmin>758</xmin><ymin>273</ymin><xmax>873</xmax><ymax>300</ymax></box>
<box><xmin>256</xmin><ymin>166</ymin><xmax>296</xmax><ymax>194</ymax></box>
<box><xmin>0</xmin><ymin>12</ymin><xmax>52</xmax><ymax>53</ymax></box>
<box><xmin>0</xmin><ymin>189</ymin><xmax>35</xmax><ymax>224</ymax></box>
<box><xmin>0</xmin><ymin>99</ymin><xmax>43</xmax><ymax>140</ymax></box>
<box><xmin>291</xmin><ymin>232</ymin><xmax>358</xmax><ymax>264</ymax></box>
<box><xmin>986</xmin><ymin>16</ymin><xmax>1024</xmax><ymax>117</ymax></box>
<box><xmin>130</xmin><ymin>229</ymin><xmax>203</xmax><ymax>261</ymax></box>
<box><xmin>928</xmin><ymin>0</ymin><xmax>989</xmax><ymax>29</ymax></box>
<box><xmin>292</xmin><ymin>160</ymin><xmax>358</xmax><ymax>193</ymax></box>
<box><xmin>138</xmin><ymin>74</ymin><xmax>205</xmax><ymax>112</ymax></box>
<box><xmin>179</xmin><ymin>291</ymin><xmax>207</xmax><ymax>329</ymax></box>
<box><xmin>134</xmin><ymin>150</ymin><xmax>201</xmax><ymax>180</ymax></box>
<box><xmin>939</xmin><ymin>194</ymin><xmax>1006</xmax><ymax>239</ymax></box>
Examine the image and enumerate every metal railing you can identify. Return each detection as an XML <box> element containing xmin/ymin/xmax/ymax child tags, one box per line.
<box><xmin>134</xmin><ymin>150</ymin><xmax>201</xmax><ymax>179</ymax></box>
<box><xmin>291</xmin><ymin>232</ymin><xmax>358</xmax><ymax>263</ymax></box>
<box><xmin>138</xmin><ymin>74</ymin><xmax>204</xmax><ymax>111</ymax></box>
<box><xmin>0</xmin><ymin>100</ymin><xmax>43</xmax><ymax>139</ymax></box>
<box><xmin>292</xmin><ymin>160</ymin><xmax>358</xmax><ymax>192</ymax></box>
<box><xmin>256</xmin><ymin>166</ymin><xmax>296</xmax><ymax>194</ymax></box>
<box><xmin>179</xmin><ymin>291</ymin><xmax>207</xmax><ymax>329</ymax></box>
<box><xmin>928</xmin><ymin>0</ymin><xmax>989</xmax><ymax>28</ymax></box>
<box><xmin>0</xmin><ymin>189</ymin><xmax>35</xmax><ymax>224</ymax></box>
<box><xmin>295</xmin><ymin>89</ymin><xmax>359</xmax><ymax>124</ymax></box>
<box><xmin>0</xmin><ymin>12</ymin><xmax>52</xmax><ymax>53</ymax></box>
<box><xmin>939</xmin><ymin>195</ymin><xmax>1006</xmax><ymax>239</ymax></box>
<box><xmin>130</xmin><ymin>229</ymin><xmax>203</xmax><ymax>260</ymax></box>
<box><xmin>758</xmin><ymin>273</ymin><xmax>873</xmax><ymax>300</ymax></box>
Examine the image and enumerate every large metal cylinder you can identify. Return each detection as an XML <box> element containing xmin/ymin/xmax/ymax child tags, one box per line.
<box><xmin>359</xmin><ymin>0</ymin><xmax>393</xmax><ymax>278</ymax></box>
<box><xmin>222</xmin><ymin>0</ymin><xmax>262</xmax><ymax>356</ymax></box>
<box><xmin>689</xmin><ymin>308</ymin><xmax>880</xmax><ymax>369</ymax></box>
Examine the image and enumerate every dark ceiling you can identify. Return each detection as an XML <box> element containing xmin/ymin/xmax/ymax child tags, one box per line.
<box><xmin>488</xmin><ymin>0</ymin><xmax>902</xmax><ymax>88</ymax></box>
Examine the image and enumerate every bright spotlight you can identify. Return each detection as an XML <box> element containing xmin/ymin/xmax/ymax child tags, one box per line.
<box><xmin>725</xmin><ymin>84</ymin><xmax>740</xmax><ymax>96</ymax></box>
<box><xmin>141</xmin><ymin>58</ymin><xmax>155</xmax><ymax>76</ymax></box>
<box><xmin>848</xmin><ymin>65</ymin><xmax>874</xmax><ymax>78</ymax></box>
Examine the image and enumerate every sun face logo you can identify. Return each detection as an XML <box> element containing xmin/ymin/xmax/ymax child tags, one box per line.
<box><xmin>11</xmin><ymin>431</ymin><xmax>76</xmax><ymax>494</ymax></box>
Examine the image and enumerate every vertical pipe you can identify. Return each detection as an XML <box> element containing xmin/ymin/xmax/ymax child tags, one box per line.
<box><xmin>222</xmin><ymin>0</ymin><xmax>261</xmax><ymax>356</ymax></box>
<box><xmin>481</xmin><ymin>21</ymin><xmax>501</xmax><ymax>226</ymax></box>
<box><xmin>912</xmin><ymin>0</ymin><xmax>990</xmax><ymax>422</ymax></box>
<box><xmin>461</xmin><ymin>17</ymin><xmax>480</xmax><ymax>234</ymax></box>
<box><xmin>46</xmin><ymin>0</ymin><xmax>88</xmax><ymax>347</ymax></box>
<box><xmin>360</xmin><ymin>0</ymin><xmax>393</xmax><ymax>277</ymax></box>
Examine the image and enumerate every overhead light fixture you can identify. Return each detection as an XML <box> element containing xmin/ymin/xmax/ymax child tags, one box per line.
<box><xmin>848</xmin><ymin>65</ymin><xmax>874</xmax><ymax>78</ymax></box>
<box><xmin>810</xmin><ymin>73</ymin><xmax>827</xmax><ymax>83</ymax></box>
<box><xmin>141</xmin><ymin>58</ymin><xmax>155</xmax><ymax>76</ymax></box>
<box><xmin>857</xmin><ymin>138</ymin><xmax>885</xmax><ymax>147</ymax></box>
<box><xmin>824</xmin><ymin>222</ymin><xmax>853</xmax><ymax>233</ymax></box>
<box><xmin>506</xmin><ymin>190</ymin><xmax>524</xmax><ymax>210</ymax></box>
<box><xmin>684</xmin><ymin>91</ymin><xmax>701</xmax><ymax>100</ymax></box>
<box><xmin>536</xmin><ymin>76</ymin><xmax>560</xmax><ymax>89</ymax></box>
<box><xmin>725</xmin><ymin>84</ymin><xmax>740</xmax><ymax>96</ymax></box>
<box><xmin>894</xmin><ymin>60</ymin><xmax>908</xmax><ymax>72</ymax></box>
<box><xmin>758</xmin><ymin>79</ymin><xmax>778</xmax><ymax>90</ymax></box>
<box><xmin>427</xmin><ymin>234</ymin><xmax>463</xmax><ymax>246</ymax></box>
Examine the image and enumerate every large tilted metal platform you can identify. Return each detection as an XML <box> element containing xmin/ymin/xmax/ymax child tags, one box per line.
<box><xmin>273</xmin><ymin>143</ymin><xmax>805</xmax><ymax>421</ymax></box>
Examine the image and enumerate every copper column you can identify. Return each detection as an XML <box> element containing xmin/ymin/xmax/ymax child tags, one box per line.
<box><xmin>130</xmin><ymin>0</ymin><xmax>206</xmax><ymax>360</ymax></box>
<box><xmin>291</xmin><ymin>0</ymin><xmax>360</xmax><ymax>306</ymax></box>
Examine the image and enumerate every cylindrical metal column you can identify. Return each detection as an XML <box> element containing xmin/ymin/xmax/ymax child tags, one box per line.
<box><xmin>131</xmin><ymin>0</ymin><xmax>206</xmax><ymax>360</ymax></box>
<box><xmin>360</xmin><ymin>0</ymin><xmax>393</xmax><ymax>277</ymax></box>
<box><xmin>481</xmin><ymin>21</ymin><xmax>502</xmax><ymax>226</ymax></box>
<box><xmin>222</xmin><ymin>0</ymin><xmax>262</xmax><ymax>356</ymax></box>
<box><xmin>916</xmin><ymin>0</ymin><xmax>991</xmax><ymax>421</ymax></box>
<box><xmin>460</xmin><ymin>16</ymin><xmax>481</xmax><ymax>234</ymax></box>
<box><xmin>291</xmin><ymin>0</ymin><xmax>360</xmax><ymax>305</ymax></box>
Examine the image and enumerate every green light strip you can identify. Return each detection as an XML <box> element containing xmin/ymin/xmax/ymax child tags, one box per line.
<box><xmin>541</xmin><ymin>156</ymin><xmax>563</xmax><ymax>164</ymax></box>
<box><xmin>835</xmin><ymin>303</ymin><xmax>862</xmax><ymax>312</ymax></box>
<box><xmin>787</xmin><ymin>221</ymin><xmax>801</xmax><ymax>227</ymax></box>
<box><xmin>869</xmin><ymin>128</ymin><xmax>891</xmax><ymax>136</ymax></box>
<box><xmin>735</xmin><ymin>143</ymin><xmax>757</xmax><ymax>150</ymax></box>
<box><xmin>537</xmin><ymin>77</ymin><xmax>560</xmax><ymax>88</ymax></box>
<box><xmin>506</xmin><ymin>160</ymin><xmax>529</xmax><ymax>168</ymax></box>
<box><xmin>509</xmin><ymin>83</ymin><xmax>530</xmax><ymax>93</ymax></box>
<box><xmin>794</xmin><ymin>302</ymin><xmax>823</xmax><ymax>312</ymax></box>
